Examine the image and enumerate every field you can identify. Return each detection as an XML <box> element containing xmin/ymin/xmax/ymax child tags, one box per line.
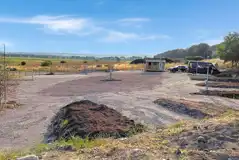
<box><xmin>0</xmin><ymin>57</ymin><xmax>188</xmax><ymax>75</ymax></box>
<box><xmin>1</xmin><ymin>57</ymin><xmax>239</xmax><ymax>159</ymax></box>
<box><xmin>0</xmin><ymin>57</ymin><xmax>145</xmax><ymax>72</ymax></box>
<box><xmin>0</xmin><ymin>71</ymin><xmax>239</xmax><ymax>159</ymax></box>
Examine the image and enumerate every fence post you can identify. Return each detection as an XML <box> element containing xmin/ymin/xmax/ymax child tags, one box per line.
<box><xmin>32</xmin><ymin>69</ymin><xmax>34</xmax><ymax>80</ymax></box>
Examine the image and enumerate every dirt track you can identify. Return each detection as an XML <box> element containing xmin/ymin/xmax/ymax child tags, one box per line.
<box><xmin>0</xmin><ymin>71</ymin><xmax>239</xmax><ymax>149</ymax></box>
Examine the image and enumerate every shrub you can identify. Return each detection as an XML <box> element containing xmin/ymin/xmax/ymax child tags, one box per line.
<box><xmin>83</xmin><ymin>61</ymin><xmax>87</xmax><ymax>64</ymax></box>
<box><xmin>60</xmin><ymin>60</ymin><xmax>66</xmax><ymax>64</ymax></box>
<box><xmin>41</xmin><ymin>60</ymin><xmax>52</xmax><ymax>67</ymax></box>
<box><xmin>21</xmin><ymin>61</ymin><xmax>26</xmax><ymax>66</ymax></box>
<box><xmin>185</xmin><ymin>56</ymin><xmax>204</xmax><ymax>61</ymax></box>
<box><xmin>9</xmin><ymin>68</ymin><xmax>17</xmax><ymax>71</ymax></box>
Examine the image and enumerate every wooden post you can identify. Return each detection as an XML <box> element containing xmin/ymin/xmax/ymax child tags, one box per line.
<box><xmin>205</xmin><ymin>66</ymin><xmax>209</xmax><ymax>93</ymax></box>
<box><xmin>32</xmin><ymin>69</ymin><xmax>34</xmax><ymax>80</ymax></box>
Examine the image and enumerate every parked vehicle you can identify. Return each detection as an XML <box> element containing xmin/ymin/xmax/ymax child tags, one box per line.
<box><xmin>168</xmin><ymin>65</ymin><xmax>188</xmax><ymax>73</ymax></box>
<box><xmin>188</xmin><ymin>61</ymin><xmax>220</xmax><ymax>75</ymax></box>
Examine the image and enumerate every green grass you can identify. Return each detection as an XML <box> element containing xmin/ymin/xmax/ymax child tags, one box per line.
<box><xmin>0</xmin><ymin>137</ymin><xmax>105</xmax><ymax>160</ymax></box>
<box><xmin>162</xmin><ymin>121</ymin><xmax>186</xmax><ymax>136</ymax></box>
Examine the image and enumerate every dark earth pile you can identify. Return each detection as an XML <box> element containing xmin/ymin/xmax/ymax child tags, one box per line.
<box><xmin>154</xmin><ymin>98</ymin><xmax>227</xmax><ymax>118</ymax></box>
<box><xmin>192</xmin><ymin>90</ymin><xmax>239</xmax><ymax>99</ymax></box>
<box><xmin>171</xmin><ymin>120</ymin><xmax>239</xmax><ymax>159</ymax></box>
<box><xmin>196</xmin><ymin>82</ymin><xmax>239</xmax><ymax>89</ymax></box>
<box><xmin>44</xmin><ymin>100</ymin><xmax>143</xmax><ymax>143</ymax></box>
<box><xmin>154</xmin><ymin>98</ymin><xmax>211</xmax><ymax>119</ymax></box>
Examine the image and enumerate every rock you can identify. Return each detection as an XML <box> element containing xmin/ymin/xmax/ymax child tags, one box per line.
<box><xmin>216</xmin><ymin>135</ymin><xmax>237</xmax><ymax>142</ymax></box>
<box><xmin>179</xmin><ymin>138</ymin><xmax>188</xmax><ymax>148</ymax></box>
<box><xmin>16</xmin><ymin>155</ymin><xmax>39</xmax><ymax>160</ymax></box>
<box><xmin>197</xmin><ymin>136</ymin><xmax>207</xmax><ymax>150</ymax></box>
<box><xmin>215</xmin><ymin>153</ymin><xmax>229</xmax><ymax>160</ymax></box>
<box><xmin>56</xmin><ymin>145</ymin><xmax>76</xmax><ymax>151</ymax></box>
<box><xmin>175</xmin><ymin>149</ymin><xmax>181</xmax><ymax>156</ymax></box>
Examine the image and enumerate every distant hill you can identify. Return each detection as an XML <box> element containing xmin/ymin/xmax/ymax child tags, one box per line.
<box><xmin>3</xmin><ymin>52</ymin><xmax>143</xmax><ymax>61</ymax></box>
<box><xmin>155</xmin><ymin>43</ymin><xmax>219</xmax><ymax>59</ymax></box>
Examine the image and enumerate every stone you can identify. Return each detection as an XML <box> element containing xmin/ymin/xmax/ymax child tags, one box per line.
<box><xmin>56</xmin><ymin>145</ymin><xmax>76</xmax><ymax>151</ymax></box>
<box><xmin>197</xmin><ymin>136</ymin><xmax>207</xmax><ymax>150</ymax></box>
<box><xmin>175</xmin><ymin>149</ymin><xmax>181</xmax><ymax>156</ymax></box>
<box><xmin>216</xmin><ymin>135</ymin><xmax>237</xmax><ymax>142</ymax></box>
<box><xmin>16</xmin><ymin>155</ymin><xmax>39</xmax><ymax>160</ymax></box>
<box><xmin>215</xmin><ymin>153</ymin><xmax>229</xmax><ymax>160</ymax></box>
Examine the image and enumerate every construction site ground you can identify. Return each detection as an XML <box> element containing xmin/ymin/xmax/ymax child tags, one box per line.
<box><xmin>0</xmin><ymin>71</ymin><xmax>239</xmax><ymax>149</ymax></box>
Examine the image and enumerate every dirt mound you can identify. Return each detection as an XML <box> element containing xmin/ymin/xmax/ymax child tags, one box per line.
<box><xmin>170</xmin><ymin>119</ymin><xmax>239</xmax><ymax>159</ymax></box>
<box><xmin>44</xmin><ymin>100</ymin><xmax>144</xmax><ymax>143</ymax></box>
<box><xmin>154</xmin><ymin>98</ymin><xmax>227</xmax><ymax>118</ymax></box>
<box><xmin>196</xmin><ymin>82</ymin><xmax>239</xmax><ymax>89</ymax></box>
<box><xmin>192</xmin><ymin>90</ymin><xmax>239</xmax><ymax>99</ymax></box>
<box><xmin>216</xmin><ymin>69</ymin><xmax>239</xmax><ymax>78</ymax></box>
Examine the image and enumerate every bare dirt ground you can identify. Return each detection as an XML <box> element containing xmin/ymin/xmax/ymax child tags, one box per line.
<box><xmin>0</xmin><ymin>71</ymin><xmax>239</xmax><ymax>149</ymax></box>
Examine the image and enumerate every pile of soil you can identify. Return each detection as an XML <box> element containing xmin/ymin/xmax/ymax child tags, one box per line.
<box><xmin>215</xmin><ymin>69</ymin><xmax>239</xmax><ymax>78</ymax></box>
<box><xmin>192</xmin><ymin>90</ymin><xmax>239</xmax><ymax>99</ymax></box>
<box><xmin>44</xmin><ymin>100</ymin><xmax>144</xmax><ymax>143</ymax></box>
<box><xmin>196</xmin><ymin>81</ymin><xmax>239</xmax><ymax>89</ymax></box>
<box><xmin>154</xmin><ymin>98</ymin><xmax>227</xmax><ymax>118</ymax></box>
<box><xmin>171</xmin><ymin>120</ymin><xmax>239</xmax><ymax>159</ymax></box>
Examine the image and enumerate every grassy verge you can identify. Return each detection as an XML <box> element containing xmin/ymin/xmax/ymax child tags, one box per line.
<box><xmin>1</xmin><ymin>110</ymin><xmax>238</xmax><ymax>160</ymax></box>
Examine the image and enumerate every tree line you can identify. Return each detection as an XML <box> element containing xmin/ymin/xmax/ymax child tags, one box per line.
<box><xmin>154</xmin><ymin>43</ymin><xmax>216</xmax><ymax>59</ymax></box>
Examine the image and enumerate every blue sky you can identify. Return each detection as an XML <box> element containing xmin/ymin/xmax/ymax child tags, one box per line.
<box><xmin>0</xmin><ymin>0</ymin><xmax>238</xmax><ymax>56</ymax></box>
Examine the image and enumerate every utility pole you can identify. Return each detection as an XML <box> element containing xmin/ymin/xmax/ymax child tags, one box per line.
<box><xmin>3</xmin><ymin>44</ymin><xmax>6</xmax><ymax>102</ymax></box>
<box><xmin>205</xmin><ymin>65</ymin><xmax>209</xmax><ymax>94</ymax></box>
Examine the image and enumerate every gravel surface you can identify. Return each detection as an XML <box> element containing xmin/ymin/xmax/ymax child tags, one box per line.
<box><xmin>0</xmin><ymin>71</ymin><xmax>239</xmax><ymax>149</ymax></box>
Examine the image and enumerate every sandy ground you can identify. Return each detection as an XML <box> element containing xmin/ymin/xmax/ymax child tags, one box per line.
<box><xmin>0</xmin><ymin>71</ymin><xmax>239</xmax><ymax>149</ymax></box>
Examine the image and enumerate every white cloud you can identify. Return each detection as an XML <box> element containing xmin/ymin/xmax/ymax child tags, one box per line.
<box><xmin>0</xmin><ymin>15</ymin><xmax>99</xmax><ymax>36</ymax></box>
<box><xmin>0</xmin><ymin>15</ymin><xmax>170</xmax><ymax>43</ymax></box>
<box><xmin>191</xmin><ymin>37</ymin><xmax>223</xmax><ymax>46</ymax></box>
<box><xmin>102</xmin><ymin>31</ymin><xmax>138</xmax><ymax>42</ymax></box>
<box><xmin>141</xmin><ymin>35</ymin><xmax>171</xmax><ymax>40</ymax></box>
<box><xmin>102</xmin><ymin>31</ymin><xmax>170</xmax><ymax>42</ymax></box>
<box><xmin>117</xmin><ymin>18</ymin><xmax>150</xmax><ymax>28</ymax></box>
<box><xmin>118</xmin><ymin>18</ymin><xmax>150</xmax><ymax>23</ymax></box>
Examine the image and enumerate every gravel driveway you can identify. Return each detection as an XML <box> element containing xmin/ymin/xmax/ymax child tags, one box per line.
<box><xmin>0</xmin><ymin>71</ymin><xmax>238</xmax><ymax>149</ymax></box>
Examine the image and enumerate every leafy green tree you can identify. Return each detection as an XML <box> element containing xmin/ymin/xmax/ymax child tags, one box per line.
<box><xmin>21</xmin><ymin>61</ymin><xmax>26</xmax><ymax>66</ymax></box>
<box><xmin>41</xmin><ymin>60</ymin><xmax>52</xmax><ymax>67</ymax></box>
<box><xmin>60</xmin><ymin>60</ymin><xmax>66</xmax><ymax>64</ymax></box>
<box><xmin>217</xmin><ymin>32</ymin><xmax>239</xmax><ymax>67</ymax></box>
<box><xmin>115</xmin><ymin>57</ymin><xmax>120</xmax><ymax>63</ymax></box>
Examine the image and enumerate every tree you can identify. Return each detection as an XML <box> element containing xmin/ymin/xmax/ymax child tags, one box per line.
<box><xmin>21</xmin><ymin>61</ymin><xmax>26</xmax><ymax>66</ymax></box>
<box><xmin>41</xmin><ymin>60</ymin><xmax>52</xmax><ymax>67</ymax></box>
<box><xmin>115</xmin><ymin>57</ymin><xmax>120</xmax><ymax>63</ymax></box>
<box><xmin>217</xmin><ymin>32</ymin><xmax>239</xmax><ymax>67</ymax></box>
<box><xmin>60</xmin><ymin>60</ymin><xmax>66</xmax><ymax>64</ymax></box>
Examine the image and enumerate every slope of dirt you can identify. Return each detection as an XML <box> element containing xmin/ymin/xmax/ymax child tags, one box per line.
<box><xmin>28</xmin><ymin>111</ymin><xmax>239</xmax><ymax>160</ymax></box>
<box><xmin>192</xmin><ymin>90</ymin><xmax>239</xmax><ymax>99</ymax></box>
<box><xmin>196</xmin><ymin>81</ymin><xmax>239</xmax><ymax>89</ymax></box>
<box><xmin>168</xmin><ymin>112</ymin><xmax>239</xmax><ymax>159</ymax></box>
<box><xmin>44</xmin><ymin>100</ymin><xmax>144</xmax><ymax>143</ymax></box>
<box><xmin>154</xmin><ymin>98</ymin><xmax>228</xmax><ymax>118</ymax></box>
